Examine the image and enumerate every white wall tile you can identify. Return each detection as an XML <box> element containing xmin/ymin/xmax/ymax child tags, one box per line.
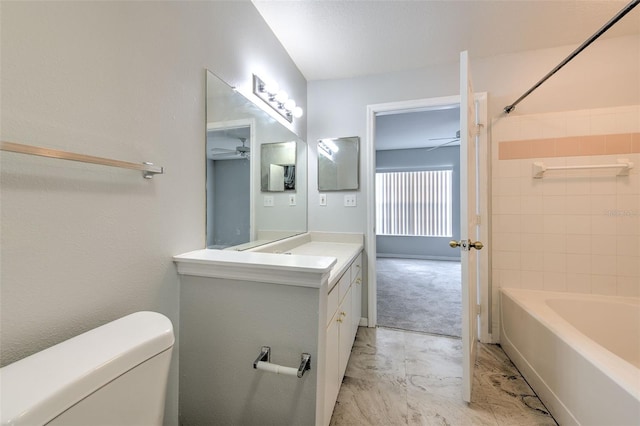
<box><xmin>491</xmin><ymin>105</ymin><xmax>640</xmax><ymax>302</ymax></box>
<box><xmin>543</xmin><ymin>272</ymin><xmax>567</xmax><ymax>292</ymax></box>
<box><xmin>495</xmin><ymin>214</ymin><xmax>522</xmax><ymax>234</ymax></box>
<box><xmin>565</xmin><ymin>195</ymin><xmax>591</xmax><ymax>215</ymax></box>
<box><xmin>521</xmin><ymin>250</ymin><xmax>544</xmax><ymax>271</ymax></box>
<box><xmin>498</xmin><ymin>196</ymin><xmax>521</xmax><ymax>215</ymax></box>
<box><xmin>566</xmin><ymin>234</ymin><xmax>592</xmax><ymax>254</ymax></box>
<box><xmin>521</xmin><ymin>270</ymin><xmax>544</xmax><ymax>290</ymax></box>
<box><xmin>617</xmin><ymin>256</ymin><xmax>640</xmax><ymax>277</ymax></box>
<box><xmin>591</xmin><ymin>234</ymin><xmax>617</xmax><ymax>255</ymax></box>
<box><xmin>591</xmin><ymin>255</ymin><xmax>617</xmax><ymax>275</ymax></box>
<box><xmin>618</xmin><ymin>235</ymin><xmax>639</xmax><ymax>256</ymax></box>
<box><xmin>521</xmin><ymin>215</ymin><xmax>544</xmax><ymax>234</ymax></box>
<box><xmin>566</xmin><ymin>273</ymin><xmax>591</xmax><ymax>293</ymax></box>
<box><xmin>616</xmin><ymin>215</ymin><xmax>640</xmax><ymax>235</ymax></box>
<box><xmin>565</xmin><ymin>215</ymin><xmax>591</xmax><ymax>235</ymax></box>
<box><xmin>497</xmin><ymin>160</ymin><xmax>522</xmax><ymax>178</ymax></box>
<box><xmin>617</xmin><ymin>276</ymin><xmax>640</xmax><ymax>297</ymax></box>
<box><xmin>591</xmin><ymin>214</ymin><xmax>617</xmax><ymax>235</ymax></box>
<box><xmin>543</xmin><ymin>233</ymin><xmax>566</xmax><ymax>253</ymax></box>
<box><xmin>567</xmin><ymin>254</ymin><xmax>591</xmax><ymax>274</ymax></box>
<box><xmin>499</xmin><ymin>269</ymin><xmax>522</xmax><ymax>288</ymax></box>
<box><xmin>590</xmin><ymin>113</ymin><xmax>617</xmax><ymax>134</ymax></box>
<box><xmin>614</xmin><ymin>108</ymin><xmax>640</xmax><ymax>133</ymax></box>
<box><xmin>591</xmin><ymin>275</ymin><xmax>617</xmax><ymax>295</ymax></box>
<box><xmin>544</xmin><ymin>252</ymin><xmax>566</xmax><ymax>272</ymax></box>
<box><xmin>543</xmin><ymin>215</ymin><xmax>566</xmax><ymax>234</ymax></box>
<box><xmin>521</xmin><ymin>196</ymin><xmax>544</xmax><ymax>215</ymax></box>
<box><xmin>520</xmin><ymin>176</ymin><xmax>545</xmax><ymax>196</ymax></box>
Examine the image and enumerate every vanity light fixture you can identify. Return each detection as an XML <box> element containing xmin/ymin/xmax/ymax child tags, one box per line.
<box><xmin>318</xmin><ymin>139</ymin><xmax>336</xmax><ymax>161</ymax></box>
<box><xmin>253</xmin><ymin>74</ymin><xmax>303</xmax><ymax>123</ymax></box>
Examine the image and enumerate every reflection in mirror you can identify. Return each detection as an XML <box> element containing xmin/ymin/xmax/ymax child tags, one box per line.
<box><xmin>206</xmin><ymin>70</ymin><xmax>307</xmax><ymax>250</ymax></box>
<box><xmin>261</xmin><ymin>142</ymin><xmax>296</xmax><ymax>192</ymax></box>
<box><xmin>207</xmin><ymin>125</ymin><xmax>251</xmax><ymax>249</ymax></box>
<box><xmin>318</xmin><ymin>136</ymin><xmax>360</xmax><ymax>191</ymax></box>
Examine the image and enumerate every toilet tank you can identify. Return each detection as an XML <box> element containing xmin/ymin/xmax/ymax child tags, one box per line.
<box><xmin>0</xmin><ymin>311</ymin><xmax>174</xmax><ymax>426</ymax></box>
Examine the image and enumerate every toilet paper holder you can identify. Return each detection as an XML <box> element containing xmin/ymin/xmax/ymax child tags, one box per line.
<box><xmin>253</xmin><ymin>346</ymin><xmax>311</xmax><ymax>378</ymax></box>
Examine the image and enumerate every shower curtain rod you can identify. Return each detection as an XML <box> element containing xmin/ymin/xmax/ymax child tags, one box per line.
<box><xmin>504</xmin><ymin>0</ymin><xmax>639</xmax><ymax>114</ymax></box>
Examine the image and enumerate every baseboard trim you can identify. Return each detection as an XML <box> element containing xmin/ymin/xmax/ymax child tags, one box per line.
<box><xmin>376</xmin><ymin>253</ymin><xmax>460</xmax><ymax>262</ymax></box>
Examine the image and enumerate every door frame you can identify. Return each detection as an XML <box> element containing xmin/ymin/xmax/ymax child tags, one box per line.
<box><xmin>364</xmin><ymin>94</ymin><xmax>491</xmax><ymax>343</ymax></box>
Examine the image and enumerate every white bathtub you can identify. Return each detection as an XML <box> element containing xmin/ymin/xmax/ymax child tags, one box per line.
<box><xmin>500</xmin><ymin>288</ymin><xmax>640</xmax><ymax>426</ymax></box>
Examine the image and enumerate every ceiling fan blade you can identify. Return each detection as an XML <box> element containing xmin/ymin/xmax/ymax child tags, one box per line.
<box><xmin>428</xmin><ymin>130</ymin><xmax>460</xmax><ymax>141</ymax></box>
<box><xmin>426</xmin><ymin>138</ymin><xmax>460</xmax><ymax>152</ymax></box>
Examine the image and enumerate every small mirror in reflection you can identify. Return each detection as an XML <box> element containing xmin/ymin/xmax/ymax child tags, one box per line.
<box><xmin>261</xmin><ymin>141</ymin><xmax>297</xmax><ymax>192</ymax></box>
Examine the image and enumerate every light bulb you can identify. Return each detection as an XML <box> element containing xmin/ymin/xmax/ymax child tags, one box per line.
<box><xmin>275</xmin><ymin>90</ymin><xmax>288</xmax><ymax>104</ymax></box>
<box><xmin>263</xmin><ymin>80</ymin><xmax>279</xmax><ymax>95</ymax></box>
<box><xmin>284</xmin><ymin>99</ymin><xmax>296</xmax><ymax>111</ymax></box>
<box><xmin>292</xmin><ymin>106</ymin><xmax>303</xmax><ymax>118</ymax></box>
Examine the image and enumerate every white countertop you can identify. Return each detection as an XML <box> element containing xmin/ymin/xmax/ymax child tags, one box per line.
<box><xmin>173</xmin><ymin>232</ymin><xmax>363</xmax><ymax>290</ymax></box>
<box><xmin>285</xmin><ymin>241</ymin><xmax>362</xmax><ymax>289</ymax></box>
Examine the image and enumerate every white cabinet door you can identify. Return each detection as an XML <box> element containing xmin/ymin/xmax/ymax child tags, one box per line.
<box><xmin>338</xmin><ymin>286</ymin><xmax>352</xmax><ymax>379</ymax></box>
<box><xmin>324</xmin><ymin>313</ymin><xmax>340</xmax><ymax>425</ymax></box>
<box><xmin>351</xmin><ymin>273</ymin><xmax>362</xmax><ymax>341</ymax></box>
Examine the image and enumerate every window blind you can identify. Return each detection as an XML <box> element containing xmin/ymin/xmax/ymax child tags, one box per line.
<box><xmin>376</xmin><ymin>170</ymin><xmax>453</xmax><ymax>237</ymax></box>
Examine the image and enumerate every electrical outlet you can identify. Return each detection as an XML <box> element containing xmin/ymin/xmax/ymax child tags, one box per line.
<box><xmin>288</xmin><ymin>194</ymin><xmax>296</xmax><ymax>206</ymax></box>
<box><xmin>344</xmin><ymin>194</ymin><xmax>357</xmax><ymax>207</ymax></box>
<box><xmin>263</xmin><ymin>195</ymin><xmax>274</xmax><ymax>207</ymax></box>
<box><xmin>319</xmin><ymin>194</ymin><xmax>327</xmax><ymax>206</ymax></box>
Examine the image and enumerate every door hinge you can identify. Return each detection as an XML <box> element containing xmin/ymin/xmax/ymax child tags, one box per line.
<box><xmin>475</xmin><ymin>215</ymin><xmax>481</xmax><ymax>225</ymax></box>
<box><xmin>475</xmin><ymin>304</ymin><xmax>481</xmax><ymax>316</ymax></box>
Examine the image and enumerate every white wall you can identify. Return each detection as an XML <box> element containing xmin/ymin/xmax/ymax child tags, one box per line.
<box><xmin>0</xmin><ymin>2</ymin><xmax>306</xmax><ymax>425</ymax></box>
<box><xmin>307</xmin><ymin>33</ymin><xmax>640</xmax><ymax>320</ymax></box>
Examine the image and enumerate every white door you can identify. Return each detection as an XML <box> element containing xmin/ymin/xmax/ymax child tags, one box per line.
<box><xmin>458</xmin><ymin>50</ymin><xmax>481</xmax><ymax>403</ymax></box>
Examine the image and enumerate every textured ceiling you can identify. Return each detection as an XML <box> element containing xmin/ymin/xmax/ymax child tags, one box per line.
<box><xmin>253</xmin><ymin>0</ymin><xmax>640</xmax><ymax>82</ymax></box>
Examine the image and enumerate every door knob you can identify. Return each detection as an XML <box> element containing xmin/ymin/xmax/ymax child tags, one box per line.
<box><xmin>449</xmin><ymin>240</ymin><xmax>483</xmax><ymax>250</ymax></box>
<box><xmin>470</xmin><ymin>241</ymin><xmax>483</xmax><ymax>250</ymax></box>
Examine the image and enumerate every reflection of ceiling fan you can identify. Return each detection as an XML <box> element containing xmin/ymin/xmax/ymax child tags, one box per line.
<box><xmin>210</xmin><ymin>137</ymin><xmax>250</xmax><ymax>159</ymax></box>
<box><xmin>426</xmin><ymin>130</ymin><xmax>460</xmax><ymax>152</ymax></box>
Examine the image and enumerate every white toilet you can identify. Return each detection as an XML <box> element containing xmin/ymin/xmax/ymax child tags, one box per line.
<box><xmin>0</xmin><ymin>311</ymin><xmax>174</xmax><ymax>426</ymax></box>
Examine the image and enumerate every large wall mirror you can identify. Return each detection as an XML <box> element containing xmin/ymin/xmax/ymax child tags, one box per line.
<box><xmin>206</xmin><ymin>70</ymin><xmax>307</xmax><ymax>250</ymax></box>
<box><xmin>318</xmin><ymin>136</ymin><xmax>360</xmax><ymax>191</ymax></box>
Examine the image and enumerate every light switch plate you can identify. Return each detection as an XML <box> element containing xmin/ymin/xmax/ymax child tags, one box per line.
<box><xmin>319</xmin><ymin>194</ymin><xmax>327</xmax><ymax>206</ymax></box>
<box><xmin>344</xmin><ymin>194</ymin><xmax>357</xmax><ymax>207</ymax></box>
<box><xmin>264</xmin><ymin>195</ymin><xmax>274</xmax><ymax>207</ymax></box>
<box><xmin>289</xmin><ymin>194</ymin><xmax>296</xmax><ymax>206</ymax></box>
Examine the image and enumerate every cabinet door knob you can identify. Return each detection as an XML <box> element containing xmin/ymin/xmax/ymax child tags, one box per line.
<box><xmin>337</xmin><ymin>317</ymin><xmax>343</xmax><ymax>323</ymax></box>
<box><xmin>340</xmin><ymin>311</ymin><xmax>346</xmax><ymax>317</ymax></box>
<box><xmin>356</xmin><ymin>278</ymin><xmax>362</xmax><ymax>284</ymax></box>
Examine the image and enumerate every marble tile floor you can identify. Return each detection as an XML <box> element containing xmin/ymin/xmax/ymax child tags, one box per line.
<box><xmin>330</xmin><ymin>327</ymin><xmax>557</xmax><ymax>426</ymax></box>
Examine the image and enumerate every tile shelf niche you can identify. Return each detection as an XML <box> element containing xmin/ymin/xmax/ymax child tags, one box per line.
<box><xmin>173</xmin><ymin>231</ymin><xmax>364</xmax><ymax>426</ymax></box>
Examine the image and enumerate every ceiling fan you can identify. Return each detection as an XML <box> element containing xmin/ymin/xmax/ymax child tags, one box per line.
<box><xmin>426</xmin><ymin>130</ymin><xmax>460</xmax><ymax>152</ymax></box>
<box><xmin>209</xmin><ymin>137</ymin><xmax>250</xmax><ymax>159</ymax></box>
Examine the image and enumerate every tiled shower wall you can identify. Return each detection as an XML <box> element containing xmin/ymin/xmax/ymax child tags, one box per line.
<box><xmin>491</xmin><ymin>105</ymin><xmax>640</xmax><ymax>336</ymax></box>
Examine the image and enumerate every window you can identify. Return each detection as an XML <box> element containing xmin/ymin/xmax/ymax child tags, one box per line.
<box><xmin>376</xmin><ymin>170</ymin><xmax>453</xmax><ymax>237</ymax></box>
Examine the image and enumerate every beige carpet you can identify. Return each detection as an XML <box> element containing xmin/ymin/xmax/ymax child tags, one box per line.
<box><xmin>376</xmin><ymin>258</ymin><xmax>461</xmax><ymax>337</ymax></box>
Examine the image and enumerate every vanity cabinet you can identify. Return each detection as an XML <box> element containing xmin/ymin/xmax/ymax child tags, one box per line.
<box><xmin>324</xmin><ymin>252</ymin><xmax>362</xmax><ymax>423</ymax></box>
<box><xmin>174</xmin><ymin>232</ymin><xmax>363</xmax><ymax>426</ymax></box>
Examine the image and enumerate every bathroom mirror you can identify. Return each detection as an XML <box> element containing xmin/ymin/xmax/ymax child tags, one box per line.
<box><xmin>317</xmin><ymin>136</ymin><xmax>360</xmax><ymax>191</ymax></box>
<box><xmin>206</xmin><ymin>70</ymin><xmax>307</xmax><ymax>250</ymax></box>
<box><xmin>261</xmin><ymin>142</ymin><xmax>296</xmax><ymax>192</ymax></box>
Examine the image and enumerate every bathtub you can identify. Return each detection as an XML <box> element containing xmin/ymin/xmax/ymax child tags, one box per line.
<box><xmin>500</xmin><ymin>288</ymin><xmax>640</xmax><ymax>426</ymax></box>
